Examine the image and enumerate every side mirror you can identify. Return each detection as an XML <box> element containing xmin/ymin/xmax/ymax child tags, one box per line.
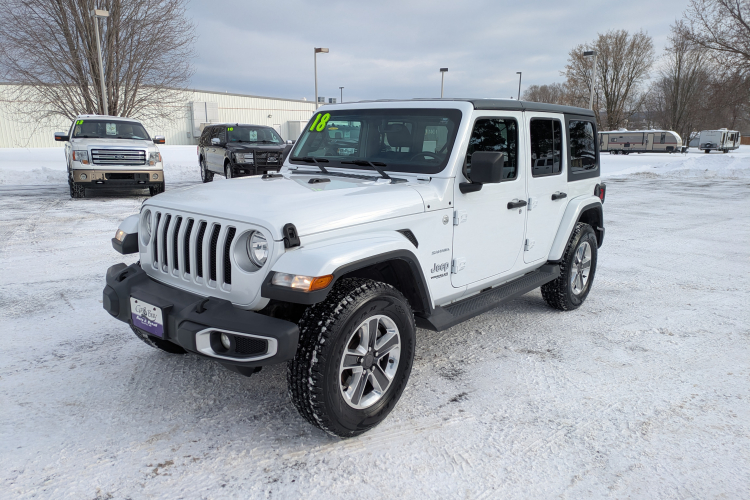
<box><xmin>54</xmin><ymin>132</ymin><xmax>69</xmax><ymax>142</ymax></box>
<box><xmin>153</xmin><ymin>136</ymin><xmax>165</xmax><ymax>144</ymax></box>
<box><xmin>459</xmin><ymin>151</ymin><xmax>505</xmax><ymax>193</ymax></box>
<box><xmin>211</xmin><ymin>137</ymin><xmax>221</xmax><ymax>146</ymax></box>
<box><xmin>286</xmin><ymin>139</ymin><xmax>295</xmax><ymax>145</ymax></box>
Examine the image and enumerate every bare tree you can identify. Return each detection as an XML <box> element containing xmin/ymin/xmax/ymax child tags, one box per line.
<box><xmin>645</xmin><ymin>23</ymin><xmax>710</xmax><ymax>144</ymax></box>
<box><xmin>564</xmin><ymin>30</ymin><xmax>656</xmax><ymax>130</ymax></box>
<box><xmin>0</xmin><ymin>0</ymin><xmax>195</xmax><ymax>123</ymax></box>
<box><xmin>678</xmin><ymin>0</ymin><xmax>750</xmax><ymax>72</ymax></box>
<box><xmin>521</xmin><ymin>83</ymin><xmax>568</xmax><ymax>104</ymax></box>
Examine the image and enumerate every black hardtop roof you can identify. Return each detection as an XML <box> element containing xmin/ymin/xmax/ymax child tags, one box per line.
<box><xmin>345</xmin><ymin>98</ymin><xmax>596</xmax><ymax>117</ymax></box>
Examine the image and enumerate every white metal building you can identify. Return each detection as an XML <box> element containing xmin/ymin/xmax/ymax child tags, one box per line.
<box><xmin>0</xmin><ymin>84</ymin><xmax>316</xmax><ymax>148</ymax></box>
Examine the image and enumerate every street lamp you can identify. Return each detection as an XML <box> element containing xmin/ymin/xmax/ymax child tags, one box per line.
<box><xmin>584</xmin><ymin>50</ymin><xmax>598</xmax><ymax>110</ymax></box>
<box><xmin>516</xmin><ymin>72</ymin><xmax>522</xmax><ymax>100</ymax></box>
<box><xmin>314</xmin><ymin>47</ymin><xmax>329</xmax><ymax>109</ymax></box>
<box><xmin>92</xmin><ymin>8</ymin><xmax>109</xmax><ymax>115</ymax></box>
<box><xmin>439</xmin><ymin>68</ymin><xmax>448</xmax><ymax>98</ymax></box>
<box><xmin>339</xmin><ymin>86</ymin><xmax>344</xmax><ymax>104</ymax></box>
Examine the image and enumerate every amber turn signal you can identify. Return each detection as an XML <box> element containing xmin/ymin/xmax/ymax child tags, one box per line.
<box><xmin>309</xmin><ymin>275</ymin><xmax>333</xmax><ymax>291</ymax></box>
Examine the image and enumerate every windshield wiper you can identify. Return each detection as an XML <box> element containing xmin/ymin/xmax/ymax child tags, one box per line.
<box><xmin>292</xmin><ymin>156</ymin><xmax>330</xmax><ymax>173</ymax></box>
<box><xmin>341</xmin><ymin>160</ymin><xmax>406</xmax><ymax>183</ymax></box>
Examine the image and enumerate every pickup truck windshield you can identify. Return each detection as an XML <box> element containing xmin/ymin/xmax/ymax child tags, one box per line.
<box><xmin>228</xmin><ymin>126</ymin><xmax>283</xmax><ymax>144</ymax></box>
<box><xmin>290</xmin><ymin>108</ymin><xmax>462</xmax><ymax>174</ymax></box>
<box><xmin>72</xmin><ymin>120</ymin><xmax>150</xmax><ymax>140</ymax></box>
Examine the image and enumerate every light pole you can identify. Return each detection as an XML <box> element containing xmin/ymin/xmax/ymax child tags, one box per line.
<box><xmin>92</xmin><ymin>8</ymin><xmax>109</xmax><ymax>115</ymax></box>
<box><xmin>584</xmin><ymin>50</ymin><xmax>598</xmax><ymax>110</ymax></box>
<box><xmin>314</xmin><ymin>47</ymin><xmax>329</xmax><ymax>109</ymax></box>
<box><xmin>440</xmin><ymin>68</ymin><xmax>448</xmax><ymax>98</ymax></box>
<box><xmin>339</xmin><ymin>86</ymin><xmax>344</xmax><ymax>104</ymax></box>
<box><xmin>516</xmin><ymin>72</ymin><xmax>522</xmax><ymax>100</ymax></box>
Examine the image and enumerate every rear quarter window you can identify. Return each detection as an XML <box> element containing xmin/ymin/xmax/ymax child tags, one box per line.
<box><xmin>567</xmin><ymin>118</ymin><xmax>599</xmax><ymax>181</ymax></box>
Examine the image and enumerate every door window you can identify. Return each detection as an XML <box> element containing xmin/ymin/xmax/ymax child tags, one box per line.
<box><xmin>465</xmin><ymin>118</ymin><xmax>518</xmax><ymax>181</ymax></box>
<box><xmin>530</xmin><ymin>119</ymin><xmax>562</xmax><ymax>177</ymax></box>
<box><xmin>568</xmin><ymin>120</ymin><xmax>598</xmax><ymax>174</ymax></box>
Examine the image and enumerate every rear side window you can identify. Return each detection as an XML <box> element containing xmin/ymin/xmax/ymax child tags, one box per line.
<box><xmin>200</xmin><ymin>127</ymin><xmax>212</xmax><ymax>146</ymax></box>
<box><xmin>465</xmin><ymin>118</ymin><xmax>518</xmax><ymax>181</ymax></box>
<box><xmin>530</xmin><ymin>119</ymin><xmax>562</xmax><ymax>177</ymax></box>
<box><xmin>568</xmin><ymin>120</ymin><xmax>597</xmax><ymax>175</ymax></box>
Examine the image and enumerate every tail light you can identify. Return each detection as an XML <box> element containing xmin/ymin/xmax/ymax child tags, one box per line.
<box><xmin>595</xmin><ymin>183</ymin><xmax>606</xmax><ymax>203</ymax></box>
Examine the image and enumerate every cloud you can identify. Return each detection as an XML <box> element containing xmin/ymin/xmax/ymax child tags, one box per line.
<box><xmin>188</xmin><ymin>0</ymin><xmax>688</xmax><ymax>101</ymax></box>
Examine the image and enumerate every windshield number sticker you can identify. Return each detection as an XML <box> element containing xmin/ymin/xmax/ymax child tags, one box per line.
<box><xmin>228</xmin><ymin>127</ymin><xmax>234</xmax><ymax>131</ymax></box>
<box><xmin>106</xmin><ymin>123</ymin><xmax>117</xmax><ymax>135</ymax></box>
<box><xmin>76</xmin><ymin>120</ymin><xmax>84</xmax><ymax>125</ymax></box>
<box><xmin>309</xmin><ymin>113</ymin><xmax>330</xmax><ymax>132</ymax></box>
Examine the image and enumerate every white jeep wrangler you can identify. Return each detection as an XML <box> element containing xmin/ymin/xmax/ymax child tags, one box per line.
<box><xmin>54</xmin><ymin>115</ymin><xmax>166</xmax><ymax>198</ymax></box>
<box><xmin>104</xmin><ymin>99</ymin><xmax>606</xmax><ymax>437</ymax></box>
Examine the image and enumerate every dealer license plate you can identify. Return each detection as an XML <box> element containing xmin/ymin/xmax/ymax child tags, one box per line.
<box><xmin>130</xmin><ymin>297</ymin><xmax>164</xmax><ymax>338</ymax></box>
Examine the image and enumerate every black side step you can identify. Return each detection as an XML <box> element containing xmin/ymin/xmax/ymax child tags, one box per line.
<box><xmin>415</xmin><ymin>264</ymin><xmax>560</xmax><ymax>331</ymax></box>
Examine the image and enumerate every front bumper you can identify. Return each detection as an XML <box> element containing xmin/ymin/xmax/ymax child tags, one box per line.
<box><xmin>72</xmin><ymin>169</ymin><xmax>163</xmax><ymax>186</ymax></box>
<box><xmin>103</xmin><ymin>263</ymin><xmax>299</xmax><ymax>368</ymax></box>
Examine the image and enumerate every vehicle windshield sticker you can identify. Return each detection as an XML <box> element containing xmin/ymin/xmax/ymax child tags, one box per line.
<box><xmin>249</xmin><ymin>130</ymin><xmax>257</xmax><ymax>140</ymax></box>
<box><xmin>76</xmin><ymin>120</ymin><xmax>84</xmax><ymax>125</ymax></box>
<box><xmin>228</xmin><ymin>127</ymin><xmax>234</xmax><ymax>131</ymax></box>
<box><xmin>106</xmin><ymin>123</ymin><xmax>117</xmax><ymax>135</ymax></box>
<box><xmin>309</xmin><ymin>113</ymin><xmax>330</xmax><ymax>132</ymax></box>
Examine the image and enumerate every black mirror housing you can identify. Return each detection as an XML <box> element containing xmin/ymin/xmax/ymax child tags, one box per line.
<box><xmin>469</xmin><ymin>151</ymin><xmax>505</xmax><ymax>184</ymax></box>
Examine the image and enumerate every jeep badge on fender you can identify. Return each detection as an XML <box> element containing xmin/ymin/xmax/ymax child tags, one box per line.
<box><xmin>104</xmin><ymin>99</ymin><xmax>605</xmax><ymax>438</ymax></box>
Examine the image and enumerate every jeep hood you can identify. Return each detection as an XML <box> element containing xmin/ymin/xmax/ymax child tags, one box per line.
<box><xmin>146</xmin><ymin>174</ymin><xmax>425</xmax><ymax>239</ymax></box>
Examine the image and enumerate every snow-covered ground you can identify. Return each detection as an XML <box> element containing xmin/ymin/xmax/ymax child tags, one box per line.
<box><xmin>0</xmin><ymin>147</ymin><xmax>748</xmax><ymax>499</ymax></box>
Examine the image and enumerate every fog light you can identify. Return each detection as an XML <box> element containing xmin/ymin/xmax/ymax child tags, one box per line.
<box><xmin>80</xmin><ymin>173</ymin><xmax>87</xmax><ymax>180</ymax></box>
<box><xmin>152</xmin><ymin>173</ymin><xmax>158</xmax><ymax>180</ymax></box>
<box><xmin>220</xmin><ymin>333</ymin><xmax>231</xmax><ymax>350</ymax></box>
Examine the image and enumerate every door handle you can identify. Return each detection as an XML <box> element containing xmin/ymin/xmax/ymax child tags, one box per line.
<box><xmin>551</xmin><ymin>192</ymin><xmax>567</xmax><ymax>201</ymax></box>
<box><xmin>507</xmin><ymin>199</ymin><xmax>528</xmax><ymax>209</ymax></box>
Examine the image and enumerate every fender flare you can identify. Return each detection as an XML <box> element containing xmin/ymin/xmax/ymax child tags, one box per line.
<box><xmin>547</xmin><ymin>196</ymin><xmax>603</xmax><ymax>261</ymax></box>
<box><xmin>261</xmin><ymin>232</ymin><xmax>432</xmax><ymax>311</ymax></box>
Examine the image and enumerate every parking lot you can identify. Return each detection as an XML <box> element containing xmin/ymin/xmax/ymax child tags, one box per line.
<box><xmin>1</xmin><ymin>149</ymin><xmax>749</xmax><ymax>499</ymax></box>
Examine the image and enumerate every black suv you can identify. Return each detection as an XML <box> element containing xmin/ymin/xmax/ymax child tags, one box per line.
<box><xmin>197</xmin><ymin>124</ymin><xmax>293</xmax><ymax>182</ymax></box>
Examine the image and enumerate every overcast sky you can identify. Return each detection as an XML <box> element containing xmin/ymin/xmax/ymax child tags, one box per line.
<box><xmin>187</xmin><ymin>0</ymin><xmax>689</xmax><ymax>103</ymax></box>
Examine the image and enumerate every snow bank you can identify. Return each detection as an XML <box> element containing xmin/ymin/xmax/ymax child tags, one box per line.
<box><xmin>601</xmin><ymin>146</ymin><xmax>750</xmax><ymax>179</ymax></box>
<box><xmin>0</xmin><ymin>145</ymin><xmax>199</xmax><ymax>185</ymax></box>
<box><xmin>0</xmin><ymin>145</ymin><xmax>748</xmax><ymax>186</ymax></box>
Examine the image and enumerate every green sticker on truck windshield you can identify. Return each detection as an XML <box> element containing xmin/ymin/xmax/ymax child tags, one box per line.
<box><xmin>228</xmin><ymin>127</ymin><xmax>234</xmax><ymax>131</ymax></box>
<box><xmin>309</xmin><ymin>113</ymin><xmax>330</xmax><ymax>132</ymax></box>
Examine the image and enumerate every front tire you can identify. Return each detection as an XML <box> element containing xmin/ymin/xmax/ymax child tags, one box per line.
<box><xmin>287</xmin><ymin>278</ymin><xmax>416</xmax><ymax>438</ymax></box>
<box><xmin>542</xmin><ymin>223</ymin><xmax>598</xmax><ymax>311</ymax></box>
<box><xmin>200</xmin><ymin>158</ymin><xmax>214</xmax><ymax>183</ymax></box>
<box><xmin>149</xmin><ymin>182</ymin><xmax>165</xmax><ymax>196</ymax></box>
<box><xmin>225</xmin><ymin>163</ymin><xmax>233</xmax><ymax>179</ymax></box>
<box><xmin>69</xmin><ymin>179</ymin><xmax>85</xmax><ymax>199</ymax></box>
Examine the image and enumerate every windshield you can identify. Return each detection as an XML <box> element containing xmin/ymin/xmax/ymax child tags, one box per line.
<box><xmin>228</xmin><ymin>126</ymin><xmax>283</xmax><ymax>144</ymax></box>
<box><xmin>290</xmin><ymin>108</ymin><xmax>462</xmax><ymax>174</ymax></box>
<box><xmin>72</xmin><ymin>120</ymin><xmax>150</xmax><ymax>140</ymax></box>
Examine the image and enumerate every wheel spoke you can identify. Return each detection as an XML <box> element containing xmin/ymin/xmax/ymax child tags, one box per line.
<box><xmin>368</xmin><ymin>318</ymin><xmax>380</xmax><ymax>349</ymax></box>
<box><xmin>375</xmin><ymin>330</ymin><xmax>399</xmax><ymax>358</ymax></box>
<box><xmin>371</xmin><ymin>365</ymin><xmax>390</xmax><ymax>392</ymax></box>
<box><xmin>350</xmin><ymin>370</ymin><xmax>368</xmax><ymax>406</ymax></box>
<box><xmin>342</xmin><ymin>353</ymin><xmax>360</xmax><ymax>369</ymax></box>
<box><xmin>576</xmin><ymin>273</ymin><xmax>584</xmax><ymax>291</ymax></box>
<box><xmin>581</xmin><ymin>260</ymin><xmax>592</xmax><ymax>270</ymax></box>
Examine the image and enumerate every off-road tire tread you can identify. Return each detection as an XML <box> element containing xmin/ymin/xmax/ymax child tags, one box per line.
<box><xmin>149</xmin><ymin>182</ymin><xmax>165</xmax><ymax>196</ymax></box>
<box><xmin>541</xmin><ymin>222</ymin><xmax>596</xmax><ymax>311</ymax></box>
<box><xmin>69</xmin><ymin>179</ymin><xmax>85</xmax><ymax>199</ymax></box>
<box><xmin>129</xmin><ymin>324</ymin><xmax>187</xmax><ymax>354</ymax></box>
<box><xmin>201</xmin><ymin>159</ymin><xmax>214</xmax><ymax>183</ymax></box>
<box><xmin>287</xmin><ymin>278</ymin><xmax>414</xmax><ymax>437</ymax></box>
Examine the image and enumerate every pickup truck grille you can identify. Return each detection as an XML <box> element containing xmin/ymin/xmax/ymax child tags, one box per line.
<box><xmin>91</xmin><ymin>149</ymin><xmax>146</xmax><ymax>166</ymax></box>
<box><xmin>254</xmin><ymin>152</ymin><xmax>280</xmax><ymax>167</ymax></box>
<box><xmin>150</xmin><ymin>210</ymin><xmax>236</xmax><ymax>290</ymax></box>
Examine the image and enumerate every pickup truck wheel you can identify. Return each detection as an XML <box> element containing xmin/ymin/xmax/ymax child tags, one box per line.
<box><xmin>69</xmin><ymin>179</ymin><xmax>85</xmax><ymax>199</ymax></box>
<box><xmin>200</xmin><ymin>158</ymin><xmax>214</xmax><ymax>183</ymax></box>
<box><xmin>149</xmin><ymin>182</ymin><xmax>165</xmax><ymax>196</ymax></box>
<box><xmin>129</xmin><ymin>324</ymin><xmax>186</xmax><ymax>354</ymax></box>
<box><xmin>225</xmin><ymin>163</ymin><xmax>233</xmax><ymax>179</ymax></box>
<box><xmin>287</xmin><ymin>278</ymin><xmax>416</xmax><ymax>438</ymax></box>
<box><xmin>542</xmin><ymin>222</ymin><xmax>598</xmax><ymax>311</ymax></box>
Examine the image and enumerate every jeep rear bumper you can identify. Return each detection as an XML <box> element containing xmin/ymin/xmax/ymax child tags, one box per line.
<box><xmin>102</xmin><ymin>263</ymin><xmax>299</xmax><ymax>368</ymax></box>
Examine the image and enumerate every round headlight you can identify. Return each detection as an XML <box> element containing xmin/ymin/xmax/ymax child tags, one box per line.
<box><xmin>247</xmin><ymin>231</ymin><xmax>268</xmax><ymax>267</ymax></box>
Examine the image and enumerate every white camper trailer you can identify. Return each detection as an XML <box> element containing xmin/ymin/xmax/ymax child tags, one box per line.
<box><xmin>599</xmin><ymin>130</ymin><xmax>683</xmax><ymax>154</ymax></box>
<box><xmin>698</xmin><ymin>129</ymin><xmax>741</xmax><ymax>153</ymax></box>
